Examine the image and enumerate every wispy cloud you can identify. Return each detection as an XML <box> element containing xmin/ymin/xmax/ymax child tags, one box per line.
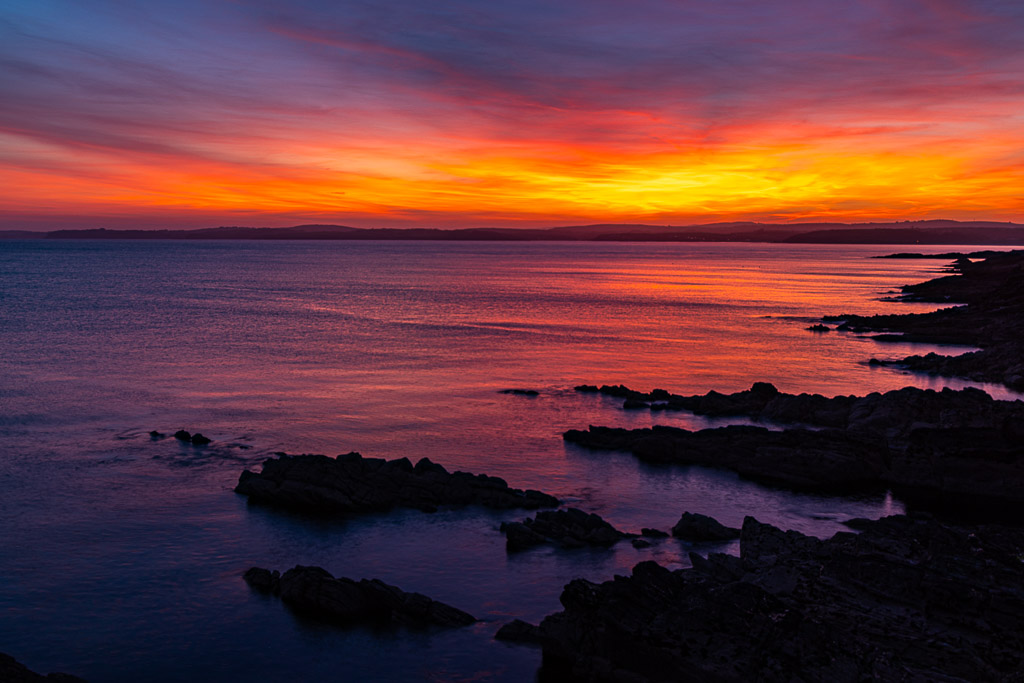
<box><xmin>2</xmin><ymin>0</ymin><xmax>1024</xmax><ymax>227</ymax></box>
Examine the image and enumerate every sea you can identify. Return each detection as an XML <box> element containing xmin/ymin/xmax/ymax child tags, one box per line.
<box><xmin>1</xmin><ymin>240</ymin><xmax>1019</xmax><ymax>681</ymax></box>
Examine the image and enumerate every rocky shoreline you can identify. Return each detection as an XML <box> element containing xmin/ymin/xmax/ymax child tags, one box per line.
<box><xmin>524</xmin><ymin>513</ymin><xmax>1024</xmax><ymax>682</ymax></box>
<box><xmin>826</xmin><ymin>249</ymin><xmax>1024</xmax><ymax>389</ymax></box>
<box><xmin>235</xmin><ymin>451</ymin><xmax>558</xmax><ymax>514</ymax></box>
<box><xmin>226</xmin><ymin>250</ymin><xmax>1024</xmax><ymax>680</ymax></box>
<box><xmin>566</xmin><ymin>382</ymin><xmax>1024</xmax><ymax>505</ymax></box>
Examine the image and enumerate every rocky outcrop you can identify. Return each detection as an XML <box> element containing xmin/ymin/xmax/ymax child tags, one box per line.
<box><xmin>173</xmin><ymin>429</ymin><xmax>211</xmax><ymax>445</ymax></box>
<box><xmin>500</xmin><ymin>508</ymin><xmax>631</xmax><ymax>551</ymax></box>
<box><xmin>235</xmin><ymin>452</ymin><xmax>558</xmax><ymax>514</ymax></box>
<box><xmin>671</xmin><ymin>512</ymin><xmax>740</xmax><ymax>541</ymax></box>
<box><xmin>244</xmin><ymin>566</ymin><xmax>476</xmax><ymax>628</ymax></box>
<box><xmin>566</xmin><ymin>384</ymin><xmax>1024</xmax><ymax>503</ymax></box>
<box><xmin>565</xmin><ymin>424</ymin><xmax>887</xmax><ymax>490</ymax></box>
<box><xmin>826</xmin><ymin>249</ymin><xmax>1024</xmax><ymax>389</ymax></box>
<box><xmin>534</xmin><ymin>515</ymin><xmax>1024</xmax><ymax>682</ymax></box>
<box><xmin>0</xmin><ymin>653</ymin><xmax>86</xmax><ymax>683</ymax></box>
<box><xmin>495</xmin><ymin>619</ymin><xmax>542</xmax><ymax>643</ymax></box>
<box><xmin>575</xmin><ymin>380</ymin><xmax>1024</xmax><ymax>432</ymax></box>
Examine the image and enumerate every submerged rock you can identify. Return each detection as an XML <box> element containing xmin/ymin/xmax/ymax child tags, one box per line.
<box><xmin>499</xmin><ymin>389</ymin><xmax>540</xmax><ymax>396</ymax></box>
<box><xmin>169</xmin><ymin>429</ymin><xmax>211</xmax><ymax>445</ymax></box>
<box><xmin>534</xmin><ymin>515</ymin><xmax>1024</xmax><ymax>682</ymax></box>
<box><xmin>671</xmin><ymin>512</ymin><xmax>740</xmax><ymax>541</ymax></box>
<box><xmin>235</xmin><ymin>452</ymin><xmax>558</xmax><ymax>514</ymax></box>
<box><xmin>244</xmin><ymin>566</ymin><xmax>476</xmax><ymax>628</ymax></box>
<box><xmin>500</xmin><ymin>508</ymin><xmax>632</xmax><ymax>551</ymax></box>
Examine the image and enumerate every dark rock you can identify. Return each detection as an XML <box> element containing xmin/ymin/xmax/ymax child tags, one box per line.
<box><xmin>631</xmin><ymin>538</ymin><xmax>651</xmax><ymax>549</ymax></box>
<box><xmin>236</xmin><ymin>452</ymin><xmax>558</xmax><ymax>514</ymax></box>
<box><xmin>500</xmin><ymin>521</ymin><xmax>549</xmax><ymax>551</ymax></box>
<box><xmin>535</xmin><ymin>515</ymin><xmax>1024</xmax><ymax>682</ymax></box>
<box><xmin>499</xmin><ymin>389</ymin><xmax>539</xmax><ymax>396</ymax></box>
<box><xmin>190</xmin><ymin>432</ymin><xmax>211</xmax><ymax>445</ymax></box>
<box><xmin>500</xmin><ymin>508</ymin><xmax>632</xmax><ymax>551</ymax></box>
<box><xmin>671</xmin><ymin>512</ymin><xmax>740</xmax><ymax>541</ymax></box>
<box><xmin>0</xmin><ymin>653</ymin><xmax>87</xmax><ymax>682</ymax></box>
<box><xmin>173</xmin><ymin>429</ymin><xmax>191</xmax><ymax>441</ymax></box>
<box><xmin>149</xmin><ymin>430</ymin><xmax>164</xmax><ymax>439</ymax></box>
<box><xmin>565</xmin><ymin>423</ymin><xmax>887</xmax><ymax>490</ymax></box>
<box><xmin>564</xmin><ymin>384</ymin><xmax>1024</xmax><ymax>504</ymax></box>
<box><xmin>806</xmin><ymin>323</ymin><xmax>830</xmax><ymax>332</ymax></box>
<box><xmin>243</xmin><ymin>566</ymin><xmax>279</xmax><ymax>592</ymax></box>
<box><xmin>827</xmin><ymin>250</ymin><xmax>1024</xmax><ymax>389</ymax></box>
<box><xmin>640</xmin><ymin>528</ymin><xmax>668</xmax><ymax>538</ymax></box>
<box><xmin>622</xmin><ymin>399</ymin><xmax>649</xmax><ymax>409</ymax></box>
<box><xmin>244</xmin><ymin>565</ymin><xmax>475</xmax><ymax>628</ymax></box>
<box><xmin>495</xmin><ymin>619</ymin><xmax>542</xmax><ymax>643</ymax></box>
<box><xmin>574</xmin><ymin>385</ymin><xmax>600</xmax><ymax>392</ymax></box>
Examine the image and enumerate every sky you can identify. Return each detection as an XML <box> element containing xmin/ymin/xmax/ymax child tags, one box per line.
<box><xmin>2</xmin><ymin>0</ymin><xmax>1024</xmax><ymax>229</ymax></box>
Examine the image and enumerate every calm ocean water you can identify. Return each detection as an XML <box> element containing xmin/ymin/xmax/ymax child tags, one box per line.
<box><xmin>1</xmin><ymin>240</ymin><xmax>1018</xmax><ymax>681</ymax></box>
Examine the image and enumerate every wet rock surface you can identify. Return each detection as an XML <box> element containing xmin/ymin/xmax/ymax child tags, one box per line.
<box><xmin>0</xmin><ymin>653</ymin><xmax>86</xmax><ymax>683</ymax></box>
<box><xmin>244</xmin><ymin>565</ymin><xmax>476</xmax><ymax>628</ymax></box>
<box><xmin>534</xmin><ymin>514</ymin><xmax>1024</xmax><ymax>682</ymax></box>
<box><xmin>235</xmin><ymin>452</ymin><xmax>558</xmax><ymax>514</ymax></box>
<box><xmin>567</xmin><ymin>384</ymin><xmax>1024</xmax><ymax>503</ymax></box>
<box><xmin>500</xmin><ymin>508</ymin><xmax>632</xmax><ymax>551</ymax></box>
<box><xmin>671</xmin><ymin>512</ymin><xmax>740</xmax><ymax>541</ymax></box>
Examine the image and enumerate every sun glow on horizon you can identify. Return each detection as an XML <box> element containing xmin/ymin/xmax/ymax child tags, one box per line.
<box><xmin>3</xmin><ymin>0</ymin><xmax>1024</xmax><ymax>228</ymax></box>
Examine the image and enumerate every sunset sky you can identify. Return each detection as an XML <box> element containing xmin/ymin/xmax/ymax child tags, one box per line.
<box><xmin>3</xmin><ymin>0</ymin><xmax>1024</xmax><ymax>229</ymax></box>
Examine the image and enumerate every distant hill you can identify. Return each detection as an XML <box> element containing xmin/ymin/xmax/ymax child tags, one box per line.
<box><xmin>4</xmin><ymin>220</ymin><xmax>1024</xmax><ymax>245</ymax></box>
<box><xmin>782</xmin><ymin>227</ymin><xmax>1024</xmax><ymax>245</ymax></box>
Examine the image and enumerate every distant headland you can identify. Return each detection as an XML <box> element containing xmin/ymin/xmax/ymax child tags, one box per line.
<box><xmin>4</xmin><ymin>219</ymin><xmax>1024</xmax><ymax>245</ymax></box>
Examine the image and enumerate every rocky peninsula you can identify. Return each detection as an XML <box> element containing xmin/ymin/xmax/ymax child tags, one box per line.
<box><xmin>827</xmin><ymin>249</ymin><xmax>1024</xmax><ymax>389</ymax></box>
<box><xmin>568</xmin><ymin>380</ymin><xmax>1024</xmax><ymax>504</ymax></box>
<box><xmin>526</xmin><ymin>514</ymin><xmax>1024</xmax><ymax>682</ymax></box>
<box><xmin>235</xmin><ymin>451</ymin><xmax>558</xmax><ymax>514</ymax></box>
<box><xmin>244</xmin><ymin>566</ymin><xmax>476</xmax><ymax>628</ymax></box>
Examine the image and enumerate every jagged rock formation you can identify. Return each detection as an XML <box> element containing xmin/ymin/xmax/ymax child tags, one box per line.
<box><xmin>235</xmin><ymin>452</ymin><xmax>558</xmax><ymax>514</ymax></box>
<box><xmin>566</xmin><ymin>384</ymin><xmax>1024</xmax><ymax>503</ymax></box>
<box><xmin>499</xmin><ymin>508</ymin><xmax>632</xmax><ymax>551</ymax></box>
<box><xmin>828</xmin><ymin>249</ymin><xmax>1024</xmax><ymax>389</ymax></box>
<box><xmin>532</xmin><ymin>514</ymin><xmax>1024</xmax><ymax>682</ymax></box>
<box><xmin>671</xmin><ymin>512</ymin><xmax>740</xmax><ymax>541</ymax></box>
